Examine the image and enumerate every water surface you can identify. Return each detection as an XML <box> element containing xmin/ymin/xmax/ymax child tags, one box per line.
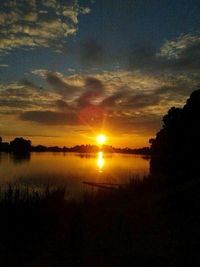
<box><xmin>0</xmin><ymin>152</ymin><xmax>149</xmax><ymax>197</ymax></box>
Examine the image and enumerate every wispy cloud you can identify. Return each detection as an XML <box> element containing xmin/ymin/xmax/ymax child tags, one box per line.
<box><xmin>158</xmin><ymin>33</ymin><xmax>200</xmax><ymax>70</ymax></box>
<box><xmin>13</xmin><ymin>68</ymin><xmax>198</xmax><ymax>134</ymax></box>
<box><xmin>20</xmin><ymin>110</ymin><xmax>78</xmax><ymax>125</ymax></box>
<box><xmin>159</xmin><ymin>34</ymin><xmax>200</xmax><ymax>60</ymax></box>
<box><xmin>0</xmin><ymin>0</ymin><xmax>90</xmax><ymax>55</ymax></box>
<box><xmin>0</xmin><ymin>81</ymin><xmax>58</xmax><ymax>115</ymax></box>
<box><xmin>1</xmin><ymin>31</ymin><xmax>200</xmax><ymax>138</ymax></box>
<box><xmin>0</xmin><ymin>64</ymin><xmax>8</xmax><ymax>68</ymax></box>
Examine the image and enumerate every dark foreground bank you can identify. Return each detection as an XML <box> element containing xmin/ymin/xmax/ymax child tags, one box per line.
<box><xmin>0</xmin><ymin>176</ymin><xmax>200</xmax><ymax>267</ymax></box>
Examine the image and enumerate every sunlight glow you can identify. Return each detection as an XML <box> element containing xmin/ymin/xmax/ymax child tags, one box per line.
<box><xmin>96</xmin><ymin>134</ymin><xmax>106</xmax><ymax>145</ymax></box>
<box><xmin>97</xmin><ymin>151</ymin><xmax>104</xmax><ymax>172</ymax></box>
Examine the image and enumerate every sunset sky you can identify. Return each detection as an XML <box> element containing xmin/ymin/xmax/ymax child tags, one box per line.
<box><xmin>0</xmin><ymin>0</ymin><xmax>200</xmax><ymax>148</ymax></box>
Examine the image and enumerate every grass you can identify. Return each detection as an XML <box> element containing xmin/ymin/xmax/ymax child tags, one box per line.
<box><xmin>0</xmin><ymin>175</ymin><xmax>200</xmax><ymax>266</ymax></box>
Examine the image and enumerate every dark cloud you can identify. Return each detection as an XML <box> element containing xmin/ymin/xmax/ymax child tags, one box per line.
<box><xmin>75</xmin><ymin>77</ymin><xmax>106</xmax><ymax>127</ymax></box>
<box><xmin>79</xmin><ymin>38</ymin><xmax>106</xmax><ymax>66</ymax></box>
<box><xmin>45</xmin><ymin>72</ymin><xmax>80</xmax><ymax>96</ymax></box>
<box><xmin>20</xmin><ymin>104</ymin><xmax>106</xmax><ymax>129</ymax></box>
<box><xmin>85</xmin><ymin>77</ymin><xmax>104</xmax><ymax>92</ymax></box>
<box><xmin>127</xmin><ymin>42</ymin><xmax>158</xmax><ymax>70</ymax></box>
<box><xmin>155</xmin><ymin>86</ymin><xmax>179</xmax><ymax>95</ymax></box>
<box><xmin>154</xmin><ymin>82</ymin><xmax>199</xmax><ymax>99</ymax></box>
<box><xmin>78</xmin><ymin>77</ymin><xmax>105</xmax><ymax>107</ymax></box>
<box><xmin>126</xmin><ymin>93</ymin><xmax>161</xmax><ymax>109</ymax></box>
<box><xmin>55</xmin><ymin>100</ymin><xmax>71</xmax><ymax>110</ymax></box>
<box><xmin>20</xmin><ymin>111</ymin><xmax>78</xmax><ymax>125</ymax></box>
<box><xmin>126</xmin><ymin>34</ymin><xmax>200</xmax><ymax>73</ymax></box>
<box><xmin>167</xmin><ymin>42</ymin><xmax>200</xmax><ymax>70</ymax></box>
<box><xmin>106</xmin><ymin>113</ymin><xmax>162</xmax><ymax>134</ymax></box>
<box><xmin>0</xmin><ymin>99</ymin><xmax>36</xmax><ymax>109</ymax></box>
<box><xmin>20</xmin><ymin>80</ymin><xmax>43</xmax><ymax>91</ymax></box>
<box><xmin>101</xmin><ymin>91</ymin><xmax>128</xmax><ymax>107</ymax></box>
<box><xmin>101</xmin><ymin>90</ymin><xmax>161</xmax><ymax>110</ymax></box>
<box><xmin>76</xmin><ymin>33</ymin><xmax>200</xmax><ymax>74</ymax></box>
<box><xmin>55</xmin><ymin>99</ymin><xmax>77</xmax><ymax>112</ymax></box>
<box><xmin>154</xmin><ymin>86</ymin><xmax>184</xmax><ymax>102</ymax></box>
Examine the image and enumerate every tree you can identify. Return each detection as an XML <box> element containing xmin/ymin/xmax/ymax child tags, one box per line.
<box><xmin>10</xmin><ymin>137</ymin><xmax>31</xmax><ymax>153</ymax></box>
<box><xmin>150</xmin><ymin>89</ymin><xmax>200</xmax><ymax>179</ymax></box>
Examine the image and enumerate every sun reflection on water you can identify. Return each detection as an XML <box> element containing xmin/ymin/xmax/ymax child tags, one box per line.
<box><xmin>97</xmin><ymin>151</ymin><xmax>104</xmax><ymax>172</ymax></box>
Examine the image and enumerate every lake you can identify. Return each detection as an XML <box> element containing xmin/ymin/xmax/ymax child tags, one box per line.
<box><xmin>0</xmin><ymin>152</ymin><xmax>149</xmax><ymax>197</ymax></box>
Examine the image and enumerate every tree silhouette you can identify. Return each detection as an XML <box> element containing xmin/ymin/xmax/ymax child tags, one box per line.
<box><xmin>10</xmin><ymin>137</ymin><xmax>31</xmax><ymax>154</ymax></box>
<box><xmin>150</xmin><ymin>89</ymin><xmax>200</xmax><ymax>179</ymax></box>
<box><xmin>0</xmin><ymin>137</ymin><xmax>10</xmax><ymax>152</ymax></box>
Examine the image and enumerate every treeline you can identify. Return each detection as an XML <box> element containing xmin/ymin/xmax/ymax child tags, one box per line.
<box><xmin>0</xmin><ymin>137</ymin><xmax>31</xmax><ymax>153</ymax></box>
<box><xmin>150</xmin><ymin>88</ymin><xmax>200</xmax><ymax>179</ymax></box>
<box><xmin>0</xmin><ymin>137</ymin><xmax>151</xmax><ymax>155</ymax></box>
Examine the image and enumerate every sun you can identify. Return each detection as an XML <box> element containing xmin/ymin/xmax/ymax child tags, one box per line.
<box><xmin>96</xmin><ymin>134</ymin><xmax>106</xmax><ymax>145</ymax></box>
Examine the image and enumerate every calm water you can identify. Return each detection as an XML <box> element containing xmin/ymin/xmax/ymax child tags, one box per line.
<box><xmin>0</xmin><ymin>152</ymin><xmax>149</xmax><ymax>197</ymax></box>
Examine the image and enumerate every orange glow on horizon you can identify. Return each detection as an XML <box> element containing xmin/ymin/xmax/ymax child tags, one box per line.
<box><xmin>3</xmin><ymin>131</ymin><xmax>151</xmax><ymax>149</ymax></box>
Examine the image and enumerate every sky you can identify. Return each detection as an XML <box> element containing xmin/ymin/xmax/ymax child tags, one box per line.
<box><xmin>0</xmin><ymin>0</ymin><xmax>200</xmax><ymax>148</ymax></box>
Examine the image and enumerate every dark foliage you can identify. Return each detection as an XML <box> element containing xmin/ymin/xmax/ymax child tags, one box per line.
<box><xmin>150</xmin><ymin>89</ymin><xmax>200</xmax><ymax>179</ymax></box>
<box><xmin>10</xmin><ymin>137</ymin><xmax>31</xmax><ymax>154</ymax></box>
<box><xmin>0</xmin><ymin>141</ymin><xmax>9</xmax><ymax>152</ymax></box>
<box><xmin>1</xmin><ymin>178</ymin><xmax>200</xmax><ymax>267</ymax></box>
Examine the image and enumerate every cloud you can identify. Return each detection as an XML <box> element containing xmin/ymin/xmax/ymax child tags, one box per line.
<box><xmin>45</xmin><ymin>72</ymin><xmax>80</xmax><ymax>96</ymax></box>
<box><xmin>1</xmin><ymin>66</ymin><xmax>200</xmax><ymax>137</ymax></box>
<box><xmin>55</xmin><ymin>99</ymin><xmax>73</xmax><ymax>110</ymax></box>
<box><xmin>125</xmin><ymin>33</ymin><xmax>200</xmax><ymax>73</ymax></box>
<box><xmin>158</xmin><ymin>33</ymin><xmax>200</xmax><ymax>70</ymax></box>
<box><xmin>0</xmin><ymin>0</ymin><xmax>91</xmax><ymax>55</ymax></box>
<box><xmin>100</xmin><ymin>88</ymin><xmax>162</xmax><ymax>111</ymax></box>
<box><xmin>125</xmin><ymin>93</ymin><xmax>161</xmax><ymax>109</ymax></box>
<box><xmin>106</xmin><ymin>113</ymin><xmax>162</xmax><ymax>134</ymax></box>
<box><xmin>127</xmin><ymin>42</ymin><xmax>158</xmax><ymax>70</ymax></box>
<box><xmin>77</xmin><ymin>77</ymin><xmax>105</xmax><ymax>107</ymax></box>
<box><xmin>23</xmin><ymin>73</ymin><xmax>107</xmax><ymax>127</ymax></box>
<box><xmin>33</xmin><ymin>69</ymin><xmax>105</xmax><ymax>103</ymax></box>
<box><xmin>79</xmin><ymin>38</ymin><xmax>106</xmax><ymax>66</ymax></box>
<box><xmin>75</xmin><ymin>32</ymin><xmax>200</xmax><ymax>73</ymax></box>
<box><xmin>0</xmin><ymin>64</ymin><xmax>8</xmax><ymax>68</ymax></box>
<box><xmin>159</xmin><ymin>34</ymin><xmax>200</xmax><ymax>59</ymax></box>
<box><xmin>0</xmin><ymin>81</ymin><xmax>58</xmax><ymax>115</ymax></box>
<box><xmin>0</xmin><ymin>99</ymin><xmax>36</xmax><ymax>109</ymax></box>
<box><xmin>32</xmin><ymin>69</ymin><xmax>81</xmax><ymax>97</ymax></box>
<box><xmin>20</xmin><ymin>110</ymin><xmax>78</xmax><ymax>125</ymax></box>
<box><xmin>101</xmin><ymin>91</ymin><xmax>127</xmax><ymax>107</ymax></box>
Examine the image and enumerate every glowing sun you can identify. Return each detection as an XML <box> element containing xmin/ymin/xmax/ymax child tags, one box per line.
<box><xmin>96</xmin><ymin>134</ymin><xmax>106</xmax><ymax>145</ymax></box>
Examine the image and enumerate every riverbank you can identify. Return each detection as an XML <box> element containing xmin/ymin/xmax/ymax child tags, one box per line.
<box><xmin>1</xmin><ymin>175</ymin><xmax>200</xmax><ymax>266</ymax></box>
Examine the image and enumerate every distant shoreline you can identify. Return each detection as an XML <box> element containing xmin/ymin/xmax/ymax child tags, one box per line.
<box><xmin>0</xmin><ymin>137</ymin><xmax>151</xmax><ymax>155</ymax></box>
